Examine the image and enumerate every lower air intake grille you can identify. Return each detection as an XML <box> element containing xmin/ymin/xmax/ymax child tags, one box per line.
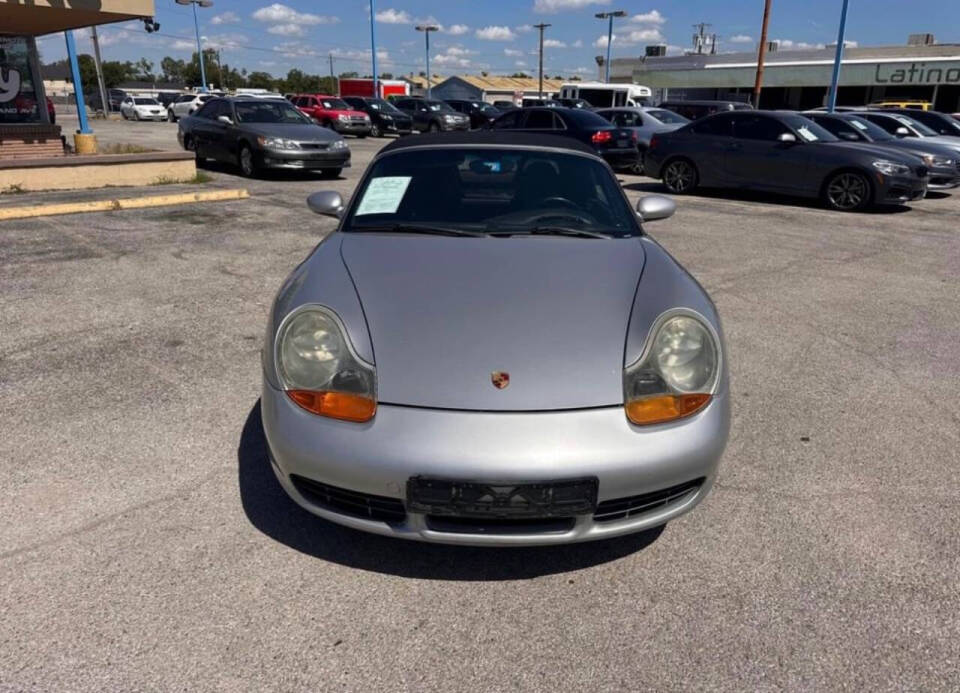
<box><xmin>290</xmin><ymin>475</ymin><xmax>406</xmax><ymax>523</ymax></box>
<box><xmin>594</xmin><ymin>478</ymin><xmax>705</xmax><ymax>523</ymax></box>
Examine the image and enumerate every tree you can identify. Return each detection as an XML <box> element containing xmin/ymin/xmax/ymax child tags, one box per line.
<box><xmin>134</xmin><ymin>58</ymin><xmax>155</xmax><ymax>81</ymax></box>
<box><xmin>246</xmin><ymin>71</ymin><xmax>275</xmax><ymax>90</ymax></box>
<box><xmin>379</xmin><ymin>72</ymin><xmax>393</xmax><ymax>79</ymax></box>
<box><xmin>509</xmin><ymin>72</ymin><xmax>530</xmax><ymax>78</ymax></box>
<box><xmin>182</xmin><ymin>50</ymin><xmax>220</xmax><ymax>88</ymax></box>
<box><xmin>100</xmin><ymin>60</ymin><xmax>134</xmax><ymax>87</ymax></box>
<box><xmin>160</xmin><ymin>56</ymin><xmax>186</xmax><ymax>83</ymax></box>
<box><xmin>339</xmin><ymin>71</ymin><xmax>358</xmax><ymax>79</ymax></box>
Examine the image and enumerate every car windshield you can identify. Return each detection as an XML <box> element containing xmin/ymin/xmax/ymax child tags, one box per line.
<box><xmin>321</xmin><ymin>98</ymin><xmax>350</xmax><ymax>110</ymax></box>
<box><xmin>844</xmin><ymin>116</ymin><xmax>894</xmax><ymax>141</ymax></box>
<box><xmin>427</xmin><ymin>101</ymin><xmax>455</xmax><ymax>112</ymax></box>
<box><xmin>344</xmin><ymin>148</ymin><xmax>639</xmax><ymax>237</ymax></box>
<box><xmin>134</xmin><ymin>98</ymin><xmax>158</xmax><ymax>105</ymax></box>
<box><xmin>781</xmin><ymin>114</ymin><xmax>839</xmax><ymax>142</ymax></box>
<box><xmin>890</xmin><ymin>114</ymin><xmax>938</xmax><ymax>136</ymax></box>
<box><xmin>235</xmin><ymin>101</ymin><xmax>311</xmax><ymax>124</ymax></box>
<box><xmin>368</xmin><ymin>99</ymin><xmax>402</xmax><ymax>113</ymax></box>
<box><xmin>645</xmin><ymin>108</ymin><xmax>689</xmax><ymax>125</ymax></box>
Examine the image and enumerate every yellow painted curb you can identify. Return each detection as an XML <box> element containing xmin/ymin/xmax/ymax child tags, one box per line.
<box><xmin>0</xmin><ymin>189</ymin><xmax>250</xmax><ymax>221</ymax></box>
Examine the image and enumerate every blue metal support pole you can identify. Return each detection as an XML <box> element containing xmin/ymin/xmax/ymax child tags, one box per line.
<box><xmin>370</xmin><ymin>0</ymin><xmax>379</xmax><ymax>97</ymax></box>
<box><xmin>605</xmin><ymin>15</ymin><xmax>613</xmax><ymax>83</ymax></box>
<box><xmin>826</xmin><ymin>0</ymin><xmax>850</xmax><ymax>112</ymax></box>
<box><xmin>64</xmin><ymin>30</ymin><xmax>91</xmax><ymax>134</ymax></box>
<box><xmin>193</xmin><ymin>2</ymin><xmax>208</xmax><ymax>91</ymax></box>
<box><xmin>425</xmin><ymin>31</ymin><xmax>431</xmax><ymax>99</ymax></box>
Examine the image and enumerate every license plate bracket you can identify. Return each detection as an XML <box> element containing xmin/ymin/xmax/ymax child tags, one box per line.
<box><xmin>407</xmin><ymin>477</ymin><xmax>598</xmax><ymax>518</ymax></box>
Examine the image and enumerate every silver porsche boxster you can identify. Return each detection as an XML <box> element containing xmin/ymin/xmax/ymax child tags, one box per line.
<box><xmin>261</xmin><ymin>132</ymin><xmax>729</xmax><ymax>546</ymax></box>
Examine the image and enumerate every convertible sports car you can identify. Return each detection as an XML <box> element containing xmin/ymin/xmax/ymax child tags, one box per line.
<box><xmin>260</xmin><ymin>132</ymin><xmax>730</xmax><ymax>546</ymax></box>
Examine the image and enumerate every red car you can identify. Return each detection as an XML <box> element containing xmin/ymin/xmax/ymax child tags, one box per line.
<box><xmin>291</xmin><ymin>94</ymin><xmax>371</xmax><ymax>137</ymax></box>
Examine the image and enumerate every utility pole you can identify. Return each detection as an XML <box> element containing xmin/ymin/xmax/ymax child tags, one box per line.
<box><xmin>533</xmin><ymin>23</ymin><xmax>551</xmax><ymax>99</ymax></box>
<box><xmin>369</xmin><ymin>0</ymin><xmax>379</xmax><ymax>97</ymax></box>
<box><xmin>215</xmin><ymin>49</ymin><xmax>225</xmax><ymax>90</ymax></box>
<box><xmin>329</xmin><ymin>54</ymin><xmax>337</xmax><ymax>95</ymax></box>
<box><xmin>752</xmin><ymin>0</ymin><xmax>773</xmax><ymax>108</ymax></box>
<box><xmin>90</xmin><ymin>26</ymin><xmax>109</xmax><ymax>116</ymax></box>
<box><xmin>826</xmin><ymin>0</ymin><xmax>851</xmax><ymax>112</ymax></box>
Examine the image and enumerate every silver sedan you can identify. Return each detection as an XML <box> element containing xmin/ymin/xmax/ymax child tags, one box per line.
<box><xmin>260</xmin><ymin>132</ymin><xmax>730</xmax><ymax>546</ymax></box>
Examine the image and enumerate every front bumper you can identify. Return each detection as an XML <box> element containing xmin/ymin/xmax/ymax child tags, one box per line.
<box><xmin>377</xmin><ymin>119</ymin><xmax>412</xmax><ymax>134</ymax></box>
<box><xmin>260</xmin><ymin>149</ymin><xmax>351</xmax><ymax>170</ymax></box>
<box><xmin>875</xmin><ymin>173</ymin><xmax>928</xmax><ymax>204</ymax></box>
<box><xmin>332</xmin><ymin>121</ymin><xmax>372</xmax><ymax>135</ymax></box>
<box><xmin>441</xmin><ymin>120</ymin><xmax>471</xmax><ymax>132</ymax></box>
<box><xmin>925</xmin><ymin>167</ymin><xmax>960</xmax><ymax>190</ymax></box>
<box><xmin>262</xmin><ymin>379</ymin><xmax>729</xmax><ymax>546</ymax></box>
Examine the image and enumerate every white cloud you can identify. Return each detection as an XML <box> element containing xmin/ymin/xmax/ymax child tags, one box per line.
<box><xmin>210</xmin><ymin>11</ymin><xmax>240</xmax><ymax>25</ymax></box>
<box><xmin>375</xmin><ymin>8</ymin><xmax>412</xmax><ymax>24</ymax></box>
<box><xmin>476</xmin><ymin>25</ymin><xmax>516</xmax><ymax>41</ymax></box>
<box><xmin>515</xmin><ymin>60</ymin><xmax>527</xmax><ymax>67</ymax></box>
<box><xmin>594</xmin><ymin>34</ymin><xmax>614</xmax><ymax>48</ymax></box>
<box><xmin>629</xmin><ymin>10</ymin><xmax>665</xmax><ymax>25</ymax></box>
<box><xmin>504</xmin><ymin>48</ymin><xmax>523</xmax><ymax>57</ymax></box>
<box><xmin>446</xmin><ymin>24</ymin><xmax>470</xmax><ymax>35</ymax></box>
<box><xmin>515</xmin><ymin>25</ymin><xmax>533</xmax><ymax>33</ymax></box>
<box><xmin>267</xmin><ymin>23</ymin><xmax>305</xmax><ymax>36</ymax></box>
<box><xmin>624</xmin><ymin>28</ymin><xmax>664</xmax><ymax>43</ymax></box>
<box><xmin>729</xmin><ymin>34</ymin><xmax>754</xmax><ymax>44</ymax></box>
<box><xmin>534</xmin><ymin>0</ymin><xmax>610</xmax><ymax>13</ymax></box>
<box><xmin>572</xmin><ymin>39</ymin><xmax>583</xmax><ymax>48</ymax></box>
<box><xmin>775</xmin><ymin>38</ymin><xmax>825</xmax><ymax>50</ymax></box>
<box><xmin>252</xmin><ymin>4</ymin><xmax>337</xmax><ymax>26</ymax></box>
<box><xmin>572</xmin><ymin>66</ymin><xmax>592</xmax><ymax>74</ymax></box>
<box><xmin>543</xmin><ymin>38</ymin><xmax>567</xmax><ymax>48</ymax></box>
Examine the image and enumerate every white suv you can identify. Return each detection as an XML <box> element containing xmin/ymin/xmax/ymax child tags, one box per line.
<box><xmin>167</xmin><ymin>92</ymin><xmax>224</xmax><ymax>122</ymax></box>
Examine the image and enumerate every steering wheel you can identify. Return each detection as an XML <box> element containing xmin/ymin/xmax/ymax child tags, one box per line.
<box><xmin>540</xmin><ymin>196</ymin><xmax>578</xmax><ymax>209</ymax></box>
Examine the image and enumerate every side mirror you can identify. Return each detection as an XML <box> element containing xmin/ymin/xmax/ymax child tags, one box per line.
<box><xmin>839</xmin><ymin>132</ymin><xmax>860</xmax><ymax>141</ymax></box>
<box><xmin>895</xmin><ymin>127</ymin><xmax>910</xmax><ymax>137</ymax></box>
<box><xmin>217</xmin><ymin>115</ymin><xmax>233</xmax><ymax>125</ymax></box>
<box><xmin>307</xmin><ymin>191</ymin><xmax>344</xmax><ymax>219</ymax></box>
<box><xmin>636</xmin><ymin>195</ymin><xmax>676</xmax><ymax>222</ymax></box>
<box><xmin>777</xmin><ymin>132</ymin><xmax>798</xmax><ymax>143</ymax></box>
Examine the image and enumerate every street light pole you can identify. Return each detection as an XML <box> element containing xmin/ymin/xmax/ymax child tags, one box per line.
<box><xmin>826</xmin><ymin>0</ymin><xmax>851</xmax><ymax>112</ymax></box>
<box><xmin>415</xmin><ymin>25</ymin><xmax>439</xmax><ymax>98</ymax></box>
<box><xmin>595</xmin><ymin>11</ymin><xmax>627</xmax><ymax>83</ymax></box>
<box><xmin>369</xmin><ymin>0</ymin><xmax>379</xmax><ymax>97</ymax></box>
<box><xmin>533</xmin><ymin>23</ymin><xmax>551</xmax><ymax>100</ymax></box>
<box><xmin>175</xmin><ymin>0</ymin><xmax>214</xmax><ymax>92</ymax></box>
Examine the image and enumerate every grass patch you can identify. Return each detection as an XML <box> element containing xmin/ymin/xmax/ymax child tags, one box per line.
<box><xmin>152</xmin><ymin>172</ymin><xmax>214</xmax><ymax>186</ymax></box>
<box><xmin>99</xmin><ymin>143</ymin><xmax>156</xmax><ymax>154</ymax></box>
<box><xmin>2</xmin><ymin>184</ymin><xmax>25</xmax><ymax>194</ymax></box>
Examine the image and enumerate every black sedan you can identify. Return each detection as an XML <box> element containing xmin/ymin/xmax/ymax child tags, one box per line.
<box><xmin>488</xmin><ymin>107</ymin><xmax>639</xmax><ymax>171</ymax></box>
<box><xmin>341</xmin><ymin>96</ymin><xmax>413</xmax><ymax>137</ymax></box>
<box><xmin>881</xmin><ymin>109</ymin><xmax>960</xmax><ymax>138</ymax></box>
<box><xmin>444</xmin><ymin>99</ymin><xmax>501</xmax><ymax>129</ymax></box>
<box><xmin>805</xmin><ymin>112</ymin><xmax>960</xmax><ymax>190</ymax></box>
<box><xmin>645</xmin><ymin>110</ymin><xmax>928</xmax><ymax>211</ymax></box>
<box><xmin>177</xmin><ymin>96</ymin><xmax>350</xmax><ymax>178</ymax></box>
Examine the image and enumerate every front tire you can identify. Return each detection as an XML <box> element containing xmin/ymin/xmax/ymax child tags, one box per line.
<box><xmin>370</xmin><ymin>124</ymin><xmax>382</xmax><ymax>137</ymax></box>
<box><xmin>662</xmin><ymin>158</ymin><xmax>698</xmax><ymax>194</ymax></box>
<box><xmin>238</xmin><ymin>144</ymin><xmax>257</xmax><ymax>178</ymax></box>
<box><xmin>167</xmin><ymin>109</ymin><xmax>175</xmax><ymax>123</ymax></box>
<box><xmin>823</xmin><ymin>171</ymin><xmax>872</xmax><ymax>212</ymax></box>
<box><xmin>428</xmin><ymin>122</ymin><xmax>440</xmax><ymax>133</ymax></box>
<box><xmin>320</xmin><ymin>168</ymin><xmax>342</xmax><ymax>179</ymax></box>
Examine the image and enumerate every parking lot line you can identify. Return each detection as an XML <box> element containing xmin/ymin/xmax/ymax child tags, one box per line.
<box><xmin>0</xmin><ymin>188</ymin><xmax>250</xmax><ymax>221</ymax></box>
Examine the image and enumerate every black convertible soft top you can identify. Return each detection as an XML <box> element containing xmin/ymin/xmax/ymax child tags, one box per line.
<box><xmin>379</xmin><ymin>131</ymin><xmax>598</xmax><ymax>157</ymax></box>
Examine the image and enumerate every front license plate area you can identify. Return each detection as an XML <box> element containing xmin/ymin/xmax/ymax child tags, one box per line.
<box><xmin>407</xmin><ymin>477</ymin><xmax>598</xmax><ymax>518</ymax></box>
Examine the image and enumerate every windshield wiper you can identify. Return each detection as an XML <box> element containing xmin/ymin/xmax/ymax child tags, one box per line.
<box><xmin>491</xmin><ymin>225</ymin><xmax>613</xmax><ymax>239</ymax></box>
<box><xmin>349</xmin><ymin>223</ymin><xmax>488</xmax><ymax>238</ymax></box>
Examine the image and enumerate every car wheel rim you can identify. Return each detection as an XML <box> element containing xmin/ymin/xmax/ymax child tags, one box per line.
<box><xmin>828</xmin><ymin>173</ymin><xmax>867</xmax><ymax>209</ymax></box>
<box><xmin>665</xmin><ymin>162</ymin><xmax>693</xmax><ymax>192</ymax></box>
<box><xmin>241</xmin><ymin>149</ymin><xmax>253</xmax><ymax>175</ymax></box>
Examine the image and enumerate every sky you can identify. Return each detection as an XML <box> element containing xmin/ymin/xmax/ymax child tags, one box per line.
<box><xmin>34</xmin><ymin>0</ymin><xmax>960</xmax><ymax>80</ymax></box>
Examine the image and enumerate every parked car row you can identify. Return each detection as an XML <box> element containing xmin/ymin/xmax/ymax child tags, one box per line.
<box><xmin>644</xmin><ymin>109</ymin><xmax>959</xmax><ymax>212</ymax></box>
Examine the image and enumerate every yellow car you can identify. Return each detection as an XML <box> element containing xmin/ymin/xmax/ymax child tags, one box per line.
<box><xmin>868</xmin><ymin>100</ymin><xmax>932</xmax><ymax>111</ymax></box>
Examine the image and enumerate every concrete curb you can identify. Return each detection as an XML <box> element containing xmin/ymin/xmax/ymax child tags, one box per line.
<box><xmin>0</xmin><ymin>189</ymin><xmax>250</xmax><ymax>221</ymax></box>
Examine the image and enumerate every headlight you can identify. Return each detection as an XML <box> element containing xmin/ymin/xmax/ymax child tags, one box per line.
<box><xmin>258</xmin><ymin>136</ymin><xmax>301</xmax><ymax>150</ymax></box>
<box><xmin>443</xmin><ymin>114</ymin><xmax>456</xmax><ymax>122</ymax></box>
<box><xmin>921</xmin><ymin>153</ymin><xmax>954</xmax><ymax>167</ymax></box>
<box><xmin>337</xmin><ymin>114</ymin><xmax>349</xmax><ymax>121</ymax></box>
<box><xmin>623</xmin><ymin>311</ymin><xmax>720</xmax><ymax>426</ymax></box>
<box><xmin>330</xmin><ymin>139</ymin><xmax>348</xmax><ymax>150</ymax></box>
<box><xmin>381</xmin><ymin>114</ymin><xmax>393</xmax><ymax>121</ymax></box>
<box><xmin>276</xmin><ymin>306</ymin><xmax>376</xmax><ymax>422</ymax></box>
<box><xmin>872</xmin><ymin>160</ymin><xmax>910</xmax><ymax>176</ymax></box>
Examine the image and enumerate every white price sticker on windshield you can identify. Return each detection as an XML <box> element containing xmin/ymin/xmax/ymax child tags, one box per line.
<box><xmin>851</xmin><ymin>120</ymin><xmax>868</xmax><ymax>130</ymax></box>
<box><xmin>796</xmin><ymin>126</ymin><xmax>819</xmax><ymax>142</ymax></box>
<box><xmin>355</xmin><ymin>176</ymin><xmax>412</xmax><ymax>215</ymax></box>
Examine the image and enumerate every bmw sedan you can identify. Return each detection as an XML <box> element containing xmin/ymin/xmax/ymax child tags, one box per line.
<box><xmin>645</xmin><ymin>111</ymin><xmax>928</xmax><ymax>211</ymax></box>
<box><xmin>177</xmin><ymin>96</ymin><xmax>350</xmax><ymax>178</ymax></box>
<box><xmin>261</xmin><ymin>132</ymin><xmax>729</xmax><ymax>546</ymax></box>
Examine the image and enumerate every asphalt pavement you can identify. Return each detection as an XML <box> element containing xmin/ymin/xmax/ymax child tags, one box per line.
<box><xmin>2</xmin><ymin>120</ymin><xmax>959</xmax><ymax>691</ymax></box>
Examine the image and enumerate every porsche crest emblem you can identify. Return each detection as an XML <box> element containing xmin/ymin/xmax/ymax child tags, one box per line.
<box><xmin>491</xmin><ymin>371</ymin><xmax>510</xmax><ymax>390</ymax></box>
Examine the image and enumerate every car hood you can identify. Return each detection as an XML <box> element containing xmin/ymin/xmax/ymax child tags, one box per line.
<box><xmin>822</xmin><ymin>140</ymin><xmax>925</xmax><ymax>165</ymax></box>
<box><xmin>339</xmin><ymin>234</ymin><xmax>645</xmax><ymax>411</ymax></box>
<box><xmin>870</xmin><ymin>138</ymin><xmax>960</xmax><ymax>159</ymax></box>
<box><xmin>921</xmin><ymin>136</ymin><xmax>960</xmax><ymax>153</ymax></box>
<box><xmin>242</xmin><ymin>122</ymin><xmax>339</xmax><ymax>141</ymax></box>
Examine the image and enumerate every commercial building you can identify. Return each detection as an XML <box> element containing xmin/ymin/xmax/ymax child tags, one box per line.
<box><xmin>609</xmin><ymin>35</ymin><xmax>960</xmax><ymax>112</ymax></box>
<box><xmin>429</xmin><ymin>75</ymin><xmax>566</xmax><ymax>105</ymax></box>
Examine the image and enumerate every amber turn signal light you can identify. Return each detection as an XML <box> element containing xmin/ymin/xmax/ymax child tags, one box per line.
<box><xmin>625</xmin><ymin>393</ymin><xmax>711</xmax><ymax>426</ymax></box>
<box><xmin>286</xmin><ymin>390</ymin><xmax>377</xmax><ymax>422</ymax></box>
